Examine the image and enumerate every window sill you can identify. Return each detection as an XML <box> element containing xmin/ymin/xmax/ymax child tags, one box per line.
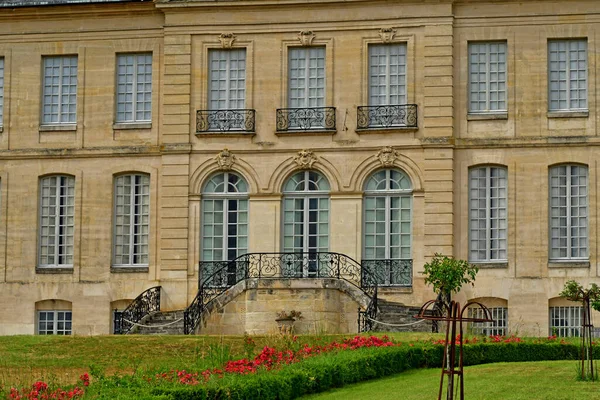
<box><xmin>467</xmin><ymin>113</ymin><xmax>508</xmax><ymax>121</ymax></box>
<box><xmin>378</xmin><ymin>286</ymin><xmax>413</xmax><ymax>293</ymax></box>
<box><xmin>470</xmin><ymin>262</ymin><xmax>508</xmax><ymax>269</ymax></box>
<box><xmin>548</xmin><ymin>261</ymin><xmax>590</xmax><ymax>268</ymax></box>
<box><xmin>39</xmin><ymin>124</ymin><xmax>77</xmax><ymax>132</ymax></box>
<box><xmin>36</xmin><ymin>267</ymin><xmax>74</xmax><ymax>274</ymax></box>
<box><xmin>356</xmin><ymin>126</ymin><xmax>418</xmax><ymax>134</ymax></box>
<box><xmin>111</xmin><ymin>266</ymin><xmax>149</xmax><ymax>273</ymax></box>
<box><xmin>547</xmin><ymin>111</ymin><xmax>589</xmax><ymax>119</ymax></box>
<box><xmin>276</xmin><ymin>129</ymin><xmax>336</xmax><ymax>136</ymax></box>
<box><xmin>195</xmin><ymin>131</ymin><xmax>255</xmax><ymax>137</ymax></box>
<box><xmin>113</xmin><ymin>122</ymin><xmax>152</xmax><ymax>130</ymax></box>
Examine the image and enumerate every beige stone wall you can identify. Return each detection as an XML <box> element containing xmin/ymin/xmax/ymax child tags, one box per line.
<box><xmin>0</xmin><ymin>0</ymin><xmax>598</xmax><ymax>336</ymax></box>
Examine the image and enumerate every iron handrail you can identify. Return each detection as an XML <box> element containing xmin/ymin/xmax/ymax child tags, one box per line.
<box><xmin>114</xmin><ymin>286</ymin><xmax>161</xmax><ymax>334</ymax></box>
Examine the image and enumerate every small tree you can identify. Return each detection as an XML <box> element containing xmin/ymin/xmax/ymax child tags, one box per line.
<box><xmin>422</xmin><ymin>253</ymin><xmax>479</xmax><ymax>308</ymax></box>
<box><xmin>559</xmin><ymin>280</ymin><xmax>600</xmax><ymax>381</ymax></box>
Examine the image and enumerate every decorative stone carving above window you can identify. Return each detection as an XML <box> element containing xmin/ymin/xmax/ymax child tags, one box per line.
<box><xmin>377</xmin><ymin>146</ymin><xmax>399</xmax><ymax>166</ymax></box>
<box><xmin>215</xmin><ymin>148</ymin><xmax>236</xmax><ymax>170</ymax></box>
<box><xmin>379</xmin><ymin>28</ymin><xmax>397</xmax><ymax>43</ymax></box>
<box><xmin>219</xmin><ymin>33</ymin><xmax>237</xmax><ymax>49</ymax></box>
<box><xmin>294</xmin><ymin>149</ymin><xmax>317</xmax><ymax>169</ymax></box>
<box><xmin>298</xmin><ymin>31</ymin><xmax>316</xmax><ymax>46</ymax></box>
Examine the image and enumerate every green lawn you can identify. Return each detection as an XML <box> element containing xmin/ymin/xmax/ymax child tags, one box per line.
<box><xmin>301</xmin><ymin>360</ymin><xmax>599</xmax><ymax>400</ymax></box>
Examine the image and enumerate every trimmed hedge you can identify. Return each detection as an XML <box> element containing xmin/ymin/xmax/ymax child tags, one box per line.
<box><xmin>151</xmin><ymin>342</ymin><xmax>589</xmax><ymax>400</ymax></box>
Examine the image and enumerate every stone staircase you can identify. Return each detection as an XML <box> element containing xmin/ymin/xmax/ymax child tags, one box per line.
<box><xmin>372</xmin><ymin>299</ymin><xmax>435</xmax><ymax>332</ymax></box>
<box><xmin>131</xmin><ymin>310</ymin><xmax>185</xmax><ymax>335</ymax></box>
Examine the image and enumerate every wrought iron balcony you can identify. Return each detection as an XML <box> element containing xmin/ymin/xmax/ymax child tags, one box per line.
<box><xmin>276</xmin><ymin>107</ymin><xmax>336</xmax><ymax>132</ymax></box>
<box><xmin>196</xmin><ymin>109</ymin><xmax>255</xmax><ymax>133</ymax></box>
<box><xmin>361</xmin><ymin>259</ymin><xmax>412</xmax><ymax>287</ymax></box>
<box><xmin>356</xmin><ymin>104</ymin><xmax>418</xmax><ymax>129</ymax></box>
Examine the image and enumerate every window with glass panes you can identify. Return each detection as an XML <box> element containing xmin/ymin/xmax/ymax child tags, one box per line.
<box><xmin>550</xmin><ymin>306</ymin><xmax>582</xmax><ymax>337</ymax></box>
<box><xmin>201</xmin><ymin>172</ymin><xmax>248</xmax><ymax>264</ymax></box>
<box><xmin>469</xmin><ymin>166</ymin><xmax>508</xmax><ymax>262</ymax></box>
<box><xmin>548</xmin><ymin>39</ymin><xmax>587</xmax><ymax>111</ymax></box>
<box><xmin>288</xmin><ymin>47</ymin><xmax>325</xmax><ymax>109</ymax></box>
<box><xmin>468</xmin><ymin>307</ymin><xmax>508</xmax><ymax>336</ymax></box>
<box><xmin>113</xmin><ymin>174</ymin><xmax>150</xmax><ymax>266</ymax></box>
<box><xmin>368</xmin><ymin>44</ymin><xmax>407</xmax><ymax>107</ymax></box>
<box><xmin>549</xmin><ymin>165</ymin><xmax>588</xmax><ymax>260</ymax></box>
<box><xmin>39</xmin><ymin>175</ymin><xmax>75</xmax><ymax>267</ymax></box>
<box><xmin>469</xmin><ymin>42</ymin><xmax>507</xmax><ymax>113</ymax></box>
<box><xmin>0</xmin><ymin>57</ymin><xmax>4</xmax><ymax>127</ymax></box>
<box><xmin>38</xmin><ymin>311</ymin><xmax>72</xmax><ymax>335</ymax></box>
<box><xmin>209</xmin><ymin>49</ymin><xmax>246</xmax><ymax>110</ymax></box>
<box><xmin>363</xmin><ymin>169</ymin><xmax>412</xmax><ymax>285</ymax></box>
<box><xmin>42</xmin><ymin>56</ymin><xmax>78</xmax><ymax>124</ymax></box>
<box><xmin>116</xmin><ymin>53</ymin><xmax>152</xmax><ymax>123</ymax></box>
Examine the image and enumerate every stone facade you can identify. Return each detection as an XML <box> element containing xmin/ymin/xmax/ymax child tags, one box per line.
<box><xmin>0</xmin><ymin>0</ymin><xmax>598</xmax><ymax>336</ymax></box>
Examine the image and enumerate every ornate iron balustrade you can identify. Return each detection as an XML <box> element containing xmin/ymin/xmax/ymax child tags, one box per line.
<box><xmin>185</xmin><ymin>252</ymin><xmax>378</xmax><ymax>334</ymax></box>
<box><xmin>361</xmin><ymin>259</ymin><xmax>413</xmax><ymax>287</ymax></box>
<box><xmin>113</xmin><ymin>286</ymin><xmax>161</xmax><ymax>334</ymax></box>
<box><xmin>356</xmin><ymin>104</ymin><xmax>418</xmax><ymax>129</ymax></box>
<box><xmin>196</xmin><ymin>109</ymin><xmax>256</xmax><ymax>133</ymax></box>
<box><xmin>358</xmin><ymin>285</ymin><xmax>378</xmax><ymax>333</ymax></box>
<box><xmin>276</xmin><ymin>107</ymin><xmax>336</xmax><ymax>132</ymax></box>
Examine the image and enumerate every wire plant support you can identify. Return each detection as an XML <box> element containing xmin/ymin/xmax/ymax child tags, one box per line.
<box><xmin>416</xmin><ymin>300</ymin><xmax>494</xmax><ymax>400</ymax></box>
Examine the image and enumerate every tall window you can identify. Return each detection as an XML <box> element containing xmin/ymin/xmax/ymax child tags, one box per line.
<box><xmin>469</xmin><ymin>42</ymin><xmax>507</xmax><ymax>113</ymax></box>
<box><xmin>549</xmin><ymin>165</ymin><xmax>588</xmax><ymax>260</ymax></box>
<box><xmin>468</xmin><ymin>306</ymin><xmax>508</xmax><ymax>336</ymax></box>
<box><xmin>0</xmin><ymin>57</ymin><xmax>4</xmax><ymax>127</ymax></box>
<box><xmin>113</xmin><ymin>174</ymin><xmax>150</xmax><ymax>266</ymax></box>
<box><xmin>362</xmin><ymin>169</ymin><xmax>412</xmax><ymax>286</ymax></box>
<box><xmin>282</xmin><ymin>171</ymin><xmax>329</xmax><ymax>277</ymax></box>
<box><xmin>116</xmin><ymin>53</ymin><xmax>152</xmax><ymax>123</ymax></box>
<box><xmin>288</xmin><ymin>47</ymin><xmax>325</xmax><ymax>109</ymax></box>
<box><xmin>202</xmin><ymin>172</ymin><xmax>248</xmax><ymax>262</ymax></box>
<box><xmin>209</xmin><ymin>49</ymin><xmax>246</xmax><ymax>110</ymax></box>
<box><xmin>550</xmin><ymin>306</ymin><xmax>582</xmax><ymax>337</ymax></box>
<box><xmin>548</xmin><ymin>39</ymin><xmax>587</xmax><ymax>111</ymax></box>
<box><xmin>369</xmin><ymin>44</ymin><xmax>406</xmax><ymax>106</ymax></box>
<box><xmin>39</xmin><ymin>175</ymin><xmax>75</xmax><ymax>267</ymax></box>
<box><xmin>42</xmin><ymin>56</ymin><xmax>78</xmax><ymax>124</ymax></box>
<box><xmin>38</xmin><ymin>311</ymin><xmax>72</xmax><ymax>335</ymax></box>
<box><xmin>469</xmin><ymin>166</ymin><xmax>508</xmax><ymax>262</ymax></box>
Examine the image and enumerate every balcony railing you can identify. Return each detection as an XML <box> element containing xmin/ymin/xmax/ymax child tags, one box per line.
<box><xmin>361</xmin><ymin>259</ymin><xmax>412</xmax><ymax>287</ymax></box>
<box><xmin>356</xmin><ymin>104</ymin><xmax>418</xmax><ymax>129</ymax></box>
<box><xmin>276</xmin><ymin>107</ymin><xmax>336</xmax><ymax>132</ymax></box>
<box><xmin>196</xmin><ymin>109</ymin><xmax>256</xmax><ymax>133</ymax></box>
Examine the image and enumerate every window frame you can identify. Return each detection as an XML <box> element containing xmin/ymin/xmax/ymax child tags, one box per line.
<box><xmin>468</xmin><ymin>166</ymin><xmax>508</xmax><ymax>263</ymax></box>
<box><xmin>38</xmin><ymin>175</ymin><xmax>75</xmax><ymax>268</ymax></box>
<box><xmin>37</xmin><ymin>310</ymin><xmax>72</xmax><ymax>335</ymax></box>
<box><xmin>112</xmin><ymin>173</ymin><xmax>151</xmax><ymax>267</ymax></box>
<box><xmin>468</xmin><ymin>306</ymin><xmax>508</xmax><ymax>336</ymax></box>
<box><xmin>287</xmin><ymin>46</ymin><xmax>326</xmax><ymax>109</ymax></box>
<box><xmin>549</xmin><ymin>306</ymin><xmax>582</xmax><ymax>337</ymax></box>
<box><xmin>468</xmin><ymin>41</ymin><xmax>507</xmax><ymax>114</ymax></box>
<box><xmin>208</xmin><ymin>48</ymin><xmax>247</xmax><ymax>111</ymax></box>
<box><xmin>115</xmin><ymin>53</ymin><xmax>153</xmax><ymax>124</ymax></box>
<box><xmin>548</xmin><ymin>39</ymin><xmax>588</xmax><ymax>112</ymax></box>
<box><xmin>368</xmin><ymin>43</ymin><xmax>408</xmax><ymax>107</ymax></box>
<box><xmin>41</xmin><ymin>55</ymin><xmax>78</xmax><ymax>125</ymax></box>
<box><xmin>548</xmin><ymin>164</ymin><xmax>588</xmax><ymax>261</ymax></box>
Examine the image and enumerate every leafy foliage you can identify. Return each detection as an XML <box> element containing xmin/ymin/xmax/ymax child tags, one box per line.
<box><xmin>421</xmin><ymin>253</ymin><xmax>478</xmax><ymax>302</ymax></box>
<box><xmin>559</xmin><ymin>280</ymin><xmax>600</xmax><ymax>311</ymax></box>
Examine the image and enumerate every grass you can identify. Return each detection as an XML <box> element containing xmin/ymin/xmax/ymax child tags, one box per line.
<box><xmin>0</xmin><ymin>332</ymin><xmax>442</xmax><ymax>390</ymax></box>
<box><xmin>301</xmin><ymin>360</ymin><xmax>600</xmax><ymax>400</ymax></box>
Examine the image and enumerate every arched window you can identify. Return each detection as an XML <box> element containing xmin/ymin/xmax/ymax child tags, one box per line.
<box><xmin>282</xmin><ymin>171</ymin><xmax>330</xmax><ymax>277</ymax></box>
<box><xmin>362</xmin><ymin>169</ymin><xmax>412</xmax><ymax>286</ymax></box>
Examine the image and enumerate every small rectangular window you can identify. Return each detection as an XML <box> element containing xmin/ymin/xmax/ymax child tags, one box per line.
<box><xmin>549</xmin><ymin>306</ymin><xmax>581</xmax><ymax>337</ymax></box>
<box><xmin>37</xmin><ymin>310</ymin><xmax>72</xmax><ymax>335</ymax></box>
<box><xmin>116</xmin><ymin>53</ymin><xmax>152</xmax><ymax>123</ymax></box>
<box><xmin>468</xmin><ymin>42</ymin><xmax>507</xmax><ymax>113</ymax></box>
<box><xmin>42</xmin><ymin>56</ymin><xmax>78</xmax><ymax>124</ymax></box>
<box><xmin>468</xmin><ymin>307</ymin><xmax>508</xmax><ymax>336</ymax></box>
<box><xmin>548</xmin><ymin>39</ymin><xmax>587</xmax><ymax>111</ymax></box>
